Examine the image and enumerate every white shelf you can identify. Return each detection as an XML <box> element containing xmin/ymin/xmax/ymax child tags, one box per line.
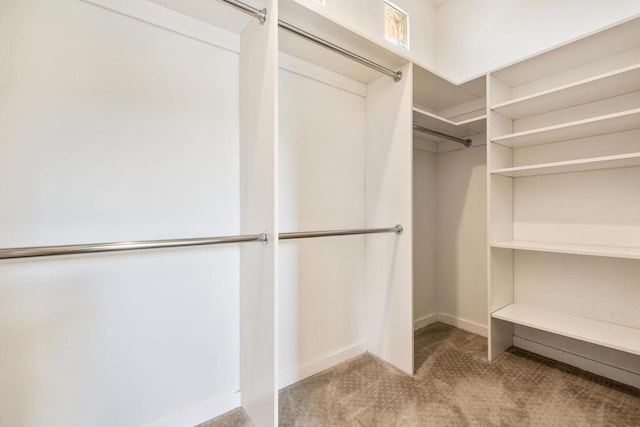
<box><xmin>491</xmin><ymin>240</ymin><xmax>640</xmax><ymax>260</ymax></box>
<box><xmin>413</xmin><ymin>65</ymin><xmax>486</xmax><ymax>112</ymax></box>
<box><xmin>493</xmin><ymin>64</ymin><xmax>640</xmax><ymax>119</ymax></box>
<box><xmin>492</xmin><ymin>108</ymin><xmax>640</xmax><ymax>148</ymax></box>
<box><xmin>492</xmin><ymin>304</ymin><xmax>640</xmax><ymax>356</ymax></box>
<box><xmin>413</xmin><ymin>106</ymin><xmax>486</xmax><ymax>139</ymax></box>
<box><xmin>491</xmin><ymin>17</ymin><xmax>640</xmax><ymax>88</ymax></box>
<box><xmin>491</xmin><ymin>152</ymin><xmax>640</xmax><ymax>177</ymax></box>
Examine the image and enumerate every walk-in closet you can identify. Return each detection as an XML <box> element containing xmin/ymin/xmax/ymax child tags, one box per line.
<box><xmin>1</xmin><ymin>0</ymin><xmax>639</xmax><ymax>426</ymax></box>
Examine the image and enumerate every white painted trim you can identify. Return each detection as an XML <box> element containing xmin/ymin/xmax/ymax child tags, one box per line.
<box><xmin>437</xmin><ymin>313</ymin><xmax>488</xmax><ymax>337</ymax></box>
<box><xmin>279</xmin><ymin>52</ymin><xmax>368</xmax><ymax>97</ymax></box>
<box><xmin>82</xmin><ymin>0</ymin><xmax>241</xmax><ymax>53</ymax></box>
<box><xmin>514</xmin><ymin>336</ymin><xmax>640</xmax><ymax>389</ymax></box>
<box><xmin>147</xmin><ymin>392</ymin><xmax>241</xmax><ymax>427</ymax></box>
<box><xmin>278</xmin><ymin>343</ymin><xmax>366</xmax><ymax>389</ymax></box>
<box><xmin>413</xmin><ymin>313</ymin><xmax>439</xmax><ymax>330</ymax></box>
<box><xmin>413</xmin><ymin>313</ymin><xmax>488</xmax><ymax>337</ymax></box>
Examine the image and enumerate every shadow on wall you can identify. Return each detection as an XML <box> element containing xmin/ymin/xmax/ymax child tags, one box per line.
<box><xmin>436</xmin><ymin>145</ymin><xmax>487</xmax><ymax>333</ymax></box>
<box><xmin>0</xmin><ymin>263</ymin><xmax>100</xmax><ymax>426</ymax></box>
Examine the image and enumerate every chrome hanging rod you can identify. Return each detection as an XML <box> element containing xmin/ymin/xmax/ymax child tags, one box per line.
<box><xmin>219</xmin><ymin>0</ymin><xmax>267</xmax><ymax>24</ymax></box>
<box><xmin>280</xmin><ymin>224</ymin><xmax>403</xmax><ymax>240</ymax></box>
<box><xmin>278</xmin><ymin>20</ymin><xmax>403</xmax><ymax>82</ymax></box>
<box><xmin>413</xmin><ymin>124</ymin><xmax>472</xmax><ymax>147</ymax></box>
<box><xmin>0</xmin><ymin>233</ymin><xmax>268</xmax><ymax>260</ymax></box>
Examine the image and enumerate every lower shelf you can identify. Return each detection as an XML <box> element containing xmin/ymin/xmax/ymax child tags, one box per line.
<box><xmin>492</xmin><ymin>304</ymin><xmax>640</xmax><ymax>356</ymax></box>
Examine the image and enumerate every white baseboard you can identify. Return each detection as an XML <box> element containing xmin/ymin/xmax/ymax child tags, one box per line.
<box><xmin>279</xmin><ymin>342</ymin><xmax>366</xmax><ymax>389</ymax></box>
<box><xmin>437</xmin><ymin>313</ymin><xmax>488</xmax><ymax>337</ymax></box>
<box><xmin>514</xmin><ymin>336</ymin><xmax>640</xmax><ymax>389</ymax></box>
<box><xmin>413</xmin><ymin>313</ymin><xmax>439</xmax><ymax>330</ymax></box>
<box><xmin>414</xmin><ymin>313</ymin><xmax>488</xmax><ymax>337</ymax></box>
<box><xmin>147</xmin><ymin>391</ymin><xmax>240</xmax><ymax>427</ymax></box>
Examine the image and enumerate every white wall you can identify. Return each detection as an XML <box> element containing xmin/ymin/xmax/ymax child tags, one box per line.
<box><xmin>436</xmin><ymin>144</ymin><xmax>487</xmax><ymax>334</ymax></box>
<box><xmin>412</xmin><ymin>149</ymin><xmax>438</xmax><ymax>327</ymax></box>
<box><xmin>278</xmin><ymin>61</ymin><xmax>367</xmax><ymax>386</ymax></box>
<box><xmin>0</xmin><ymin>1</ymin><xmax>242</xmax><ymax>425</ymax></box>
<box><xmin>435</xmin><ymin>0</ymin><xmax>640</xmax><ymax>82</ymax></box>
<box><xmin>294</xmin><ymin>0</ymin><xmax>438</xmax><ymax>69</ymax></box>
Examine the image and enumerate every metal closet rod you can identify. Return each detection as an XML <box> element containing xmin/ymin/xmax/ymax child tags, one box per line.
<box><xmin>413</xmin><ymin>124</ymin><xmax>472</xmax><ymax>148</ymax></box>
<box><xmin>218</xmin><ymin>0</ymin><xmax>402</xmax><ymax>81</ymax></box>
<box><xmin>280</xmin><ymin>224</ymin><xmax>403</xmax><ymax>240</ymax></box>
<box><xmin>277</xmin><ymin>20</ymin><xmax>403</xmax><ymax>82</ymax></box>
<box><xmin>220</xmin><ymin>0</ymin><xmax>267</xmax><ymax>24</ymax></box>
<box><xmin>0</xmin><ymin>225</ymin><xmax>403</xmax><ymax>260</ymax></box>
<box><xmin>0</xmin><ymin>233</ymin><xmax>268</xmax><ymax>260</ymax></box>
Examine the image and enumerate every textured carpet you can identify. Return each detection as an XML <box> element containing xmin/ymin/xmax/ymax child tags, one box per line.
<box><xmin>201</xmin><ymin>323</ymin><xmax>640</xmax><ymax>426</ymax></box>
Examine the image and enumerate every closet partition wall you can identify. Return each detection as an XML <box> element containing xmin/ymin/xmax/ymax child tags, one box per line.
<box><xmin>239</xmin><ymin>0</ymin><xmax>278</xmax><ymax>424</ymax></box>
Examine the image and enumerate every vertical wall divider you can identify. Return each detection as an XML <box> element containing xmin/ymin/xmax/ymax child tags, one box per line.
<box><xmin>239</xmin><ymin>0</ymin><xmax>279</xmax><ymax>425</ymax></box>
<box><xmin>365</xmin><ymin>62</ymin><xmax>414</xmax><ymax>375</ymax></box>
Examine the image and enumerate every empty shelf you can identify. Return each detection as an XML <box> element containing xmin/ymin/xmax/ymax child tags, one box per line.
<box><xmin>492</xmin><ymin>108</ymin><xmax>640</xmax><ymax>148</ymax></box>
<box><xmin>490</xmin><ymin>152</ymin><xmax>640</xmax><ymax>177</ymax></box>
<box><xmin>492</xmin><ymin>304</ymin><xmax>640</xmax><ymax>356</ymax></box>
<box><xmin>491</xmin><ymin>240</ymin><xmax>640</xmax><ymax>260</ymax></box>
<box><xmin>413</xmin><ymin>106</ymin><xmax>486</xmax><ymax>139</ymax></box>
<box><xmin>492</xmin><ymin>64</ymin><xmax>640</xmax><ymax>119</ymax></box>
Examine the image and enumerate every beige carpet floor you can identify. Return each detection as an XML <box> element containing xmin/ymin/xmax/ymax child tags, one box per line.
<box><xmin>200</xmin><ymin>323</ymin><xmax>640</xmax><ymax>426</ymax></box>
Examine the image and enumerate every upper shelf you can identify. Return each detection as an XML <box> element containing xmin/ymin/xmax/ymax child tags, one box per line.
<box><xmin>492</xmin><ymin>108</ymin><xmax>640</xmax><ymax>148</ymax></box>
<box><xmin>413</xmin><ymin>107</ymin><xmax>486</xmax><ymax>140</ymax></box>
<box><xmin>413</xmin><ymin>65</ymin><xmax>486</xmax><ymax>113</ymax></box>
<box><xmin>492</xmin><ymin>16</ymin><xmax>640</xmax><ymax>88</ymax></box>
<box><xmin>492</xmin><ymin>64</ymin><xmax>640</xmax><ymax>119</ymax></box>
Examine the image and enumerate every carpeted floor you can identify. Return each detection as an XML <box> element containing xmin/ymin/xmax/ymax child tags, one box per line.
<box><xmin>200</xmin><ymin>323</ymin><xmax>640</xmax><ymax>426</ymax></box>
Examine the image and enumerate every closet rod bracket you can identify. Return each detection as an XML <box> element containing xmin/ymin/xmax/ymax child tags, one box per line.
<box><xmin>258</xmin><ymin>8</ymin><xmax>268</xmax><ymax>25</ymax></box>
<box><xmin>393</xmin><ymin>71</ymin><xmax>403</xmax><ymax>82</ymax></box>
<box><xmin>220</xmin><ymin>0</ymin><xmax>268</xmax><ymax>25</ymax></box>
<box><xmin>394</xmin><ymin>224</ymin><xmax>404</xmax><ymax>234</ymax></box>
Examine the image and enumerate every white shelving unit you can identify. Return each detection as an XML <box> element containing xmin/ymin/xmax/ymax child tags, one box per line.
<box><xmin>488</xmin><ymin>16</ymin><xmax>640</xmax><ymax>389</ymax></box>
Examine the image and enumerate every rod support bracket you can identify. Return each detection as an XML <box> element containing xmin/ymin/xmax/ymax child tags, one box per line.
<box><xmin>259</xmin><ymin>232</ymin><xmax>269</xmax><ymax>244</ymax></box>
<box><xmin>393</xmin><ymin>71</ymin><xmax>403</xmax><ymax>82</ymax></box>
<box><xmin>394</xmin><ymin>224</ymin><xmax>404</xmax><ymax>234</ymax></box>
<box><xmin>258</xmin><ymin>8</ymin><xmax>267</xmax><ymax>24</ymax></box>
<box><xmin>464</xmin><ymin>139</ymin><xmax>472</xmax><ymax>148</ymax></box>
